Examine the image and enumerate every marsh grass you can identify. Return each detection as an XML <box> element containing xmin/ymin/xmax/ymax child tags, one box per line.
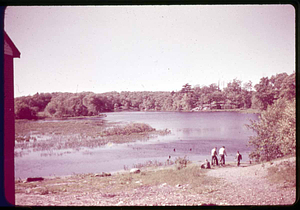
<box><xmin>130</xmin><ymin>156</ymin><xmax>190</xmax><ymax>170</ymax></box>
<box><xmin>15</xmin><ymin>119</ymin><xmax>108</xmax><ymax>137</ymax></box>
<box><xmin>15</xmin><ymin>119</ymin><xmax>171</xmax><ymax>155</ymax></box>
<box><xmin>99</xmin><ymin>123</ymin><xmax>156</xmax><ymax>136</ymax></box>
<box><xmin>132</xmin><ymin>160</ymin><xmax>166</xmax><ymax>169</ymax></box>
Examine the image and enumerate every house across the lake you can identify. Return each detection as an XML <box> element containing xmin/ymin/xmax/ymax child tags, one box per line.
<box><xmin>191</xmin><ymin>101</ymin><xmax>239</xmax><ymax>111</ymax></box>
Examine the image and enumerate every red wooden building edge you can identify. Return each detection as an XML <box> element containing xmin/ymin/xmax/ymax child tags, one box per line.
<box><xmin>4</xmin><ymin>55</ymin><xmax>15</xmax><ymax>205</ymax></box>
<box><xmin>3</xmin><ymin>31</ymin><xmax>21</xmax><ymax>205</ymax></box>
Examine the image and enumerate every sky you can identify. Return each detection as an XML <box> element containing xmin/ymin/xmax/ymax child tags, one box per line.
<box><xmin>4</xmin><ymin>5</ymin><xmax>295</xmax><ymax>97</ymax></box>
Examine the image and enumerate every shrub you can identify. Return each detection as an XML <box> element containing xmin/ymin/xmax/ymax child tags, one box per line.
<box><xmin>175</xmin><ymin>156</ymin><xmax>190</xmax><ymax>170</ymax></box>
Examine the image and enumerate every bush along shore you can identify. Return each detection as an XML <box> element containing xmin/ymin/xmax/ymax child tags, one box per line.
<box><xmin>15</xmin><ymin>156</ymin><xmax>296</xmax><ymax>206</ymax></box>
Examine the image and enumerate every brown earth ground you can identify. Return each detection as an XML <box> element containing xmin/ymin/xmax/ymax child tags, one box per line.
<box><xmin>15</xmin><ymin>156</ymin><xmax>296</xmax><ymax>206</ymax></box>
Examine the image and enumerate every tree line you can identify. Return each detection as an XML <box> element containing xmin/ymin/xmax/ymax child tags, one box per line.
<box><xmin>14</xmin><ymin>72</ymin><xmax>295</xmax><ymax>120</ymax></box>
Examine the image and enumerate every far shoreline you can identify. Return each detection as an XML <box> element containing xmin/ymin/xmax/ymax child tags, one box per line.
<box><xmin>15</xmin><ymin>108</ymin><xmax>261</xmax><ymax>122</ymax></box>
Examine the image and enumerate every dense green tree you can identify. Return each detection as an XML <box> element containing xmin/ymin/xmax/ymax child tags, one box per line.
<box><xmin>279</xmin><ymin>72</ymin><xmax>295</xmax><ymax>100</ymax></box>
<box><xmin>211</xmin><ymin>91</ymin><xmax>225</xmax><ymax>103</ymax></box>
<box><xmin>179</xmin><ymin>83</ymin><xmax>196</xmax><ymax>109</ymax></box>
<box><xmin>270</xmin><ymin>72</ymin><xmax>288</xmax><ymax>100</ymax></box>
<box><xmin>143</xmin><ymin>97</ymin><xmax>155</xmax><ymax>111</ymax></box>
<box><xmin>162</xmin><ymin>96</ymin><xmax>174</xmax><ymax>111</ymax></box>
<box><xmin>65</xmin><ymin>95</ymin><xmax>88</xmax><ymax>116</ymax></box>
<box><xmin>241</xmin><ymin>81</ymin><xmax>253</xmax><ymax>108</ymax></box>
<box><xmin>83</xmin><ymin>93</ymin><xmax>97</xmax><ymax>115</ymax></box>
<box><xmin>180</xmin><ymin>83</ymin><xmax>193</xmax><ymax>94</ymax></box>
<box><xmin>131</xmin><ymin>97</ymin><xmax>143</xmax><ymax>110</ymax></box>
<box><xmin>246</xmin><ymin>98</ymin><xmax>295</xmax><ymax>161</ymax></box>
<box><xmin>180</xmin><ymin>93</ymin><xmax>193</xmax><ymax>111</ymax></box>
<box><xmin>252</xmin><ymin>72</ymin><xmax>294</xmax><ymax>110</ymax></box>
<box><xmin>44</xmin><ymin>93</ymin><xmax>75</xmax><ymax>117</ymax></box>
<box><xmin>250</xmin><ymin>93</ymin><xmax>264</xmax><ymax>110</ymax></box>
<box><xmin>253</xmin><ymin>77</ymin><xmax>275</xmax><ymax>110</ymax></box>
<box><xmin>15</xmin><ymin>102</ymin><xmax>37</xmax><ymax>119</ymax></box>
<box><xmin>224</xmin><ymin>79</ymin><xmax>243</xmax><ymax>108</ymax></box>
<box><xmin>15</xmin><ymin>92</ymin><xmax>52</xmax><ymax>116</ymax></box>
<box><xmin>44</xmin><ymin>94</ymin><xmax>66</xmax><ymax>117</ymax></box>
<box><xmin>91</xmin><ymin>94</ymin><xmax>111</xmax><ymax>112</ymax></box>
<box><xmin>172</xmin><ymin>93</ymin><xmax>183</xmax><ymax>111</ymax></box>
<box><xmin>198</xmin><ymin>85</ymin><xmax>217</xmax><ymax>105</ymax></box>
<box><xmin>28</xmin><ymin>92</ymin><xmax>52</xmax><ymax>112</ymax></box>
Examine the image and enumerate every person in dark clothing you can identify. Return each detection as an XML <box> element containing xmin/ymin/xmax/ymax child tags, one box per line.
<box><xmin>201</xmin><ymin>159</ymin><xmax>211</xmax><ymax>169</ymax></box>
<box><xmin>211</xmin><ymin>147</ymin><xmax>218</xmax><ymax>166</ymax></box>
<box><xmin>236</xmin><ymin>151</ymin><xmax>242</xmax><ymax>166</ymax></box>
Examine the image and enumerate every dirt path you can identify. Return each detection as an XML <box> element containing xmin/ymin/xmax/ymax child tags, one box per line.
<box><xmin>205</xmin><ymin>157</ymin><xmax>296</xmax><ymax>205</ymax></box>
<box><xmin>15</xmin><ymin>157</ymin><xmax>296</xmax><ymax>206</ymax></box>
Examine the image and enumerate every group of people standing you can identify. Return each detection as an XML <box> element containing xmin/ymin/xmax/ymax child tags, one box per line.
<box><xmin>202</xmin><ymin>146</ymin><xmax>242</xmax><ymax>169</ymax></box>
<box><xmin>211</xmin><ymin>146</ymin><xmax>242</xmax><ymax>166</ymax></box>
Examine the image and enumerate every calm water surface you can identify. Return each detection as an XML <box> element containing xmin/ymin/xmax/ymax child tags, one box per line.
<box><xmin>15</xmin><ymin>111</ymin><xmax>259</xmax><ymax>179</ymax></box>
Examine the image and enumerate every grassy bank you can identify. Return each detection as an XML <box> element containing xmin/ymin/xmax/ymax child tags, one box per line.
<box><xmin>265</xmin><ymin>157</ymin><xmax>296</xmax><ymax>188</ymax></box>
<box><xmin>15</xmin><ymin>159</ymin><xmax>220</xmax><ymax>196</ymax></box>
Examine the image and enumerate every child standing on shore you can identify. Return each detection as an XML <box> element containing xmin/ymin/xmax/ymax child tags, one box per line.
<box><xmin>236</xmin><ymin>151</ymin><xmax>242</xmax><ymax>166</ymax></box>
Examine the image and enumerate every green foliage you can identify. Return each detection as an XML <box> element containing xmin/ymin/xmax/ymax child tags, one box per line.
<box><xmin>252</xmin><ymin>72</ymin><xmax>295</xmax><ymax>110</ymax></box>
<box><xmin>242</xmin><ymin>81</ymin><xmax>253</xmax><ymax>108</ymax></box>
<box><xmin>14</xmin><ymin>72</ymin><xmax>294</xmax><ymax>119</ymax></box>
<box><xmin>279</xmin><ymin>73</ymin><xmax>296</xmax><ymax>100</ymax></box>
<box><xmin>211</xmin><ymin>91</ymin><xmax>225</xmax><ymax>103</ymax></box>
<box><xmin>44</xmin><ymin>93</ymin><xmax>89</xmax><ymax>117</ymax></box>
<box><xmin>250</xmin><ymin>94</ymin><xmax>264</xmax><ymax>110</ymax></box>
<box><xmin>270</xmin><ymin>72</ymin><xmax>289</xmax><ymax>99</ymax></box>
<box><xmin>14</xmin><ymin>92</ymin><xmax>52</xmax><ymax>119</ymax></box>
<box><xmin>246</xmin><ymin>98</ymin><xmax>295</xmax><ymax>162</ymax></box>
<box><xmin>15</xmin><ymin>102</ymin><xmax>37</xmax><ymax>119</ymax></box>
<box><xmin>180</xmin><ymin>83</ymin><xmax>193</xmax><ymax>94</ymax></box>
<box><xmin>224</xmin><ymin>79</ymin><xmax>243</xmax><ymax>107</ymax></box>
<box><xmin>253</xmin><ymin>77</ymin><xmax>276</xmax><ymax>110</ymax></box>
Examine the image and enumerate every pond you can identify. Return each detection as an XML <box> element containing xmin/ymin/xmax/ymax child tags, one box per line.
<box><xmin>15</xmin><ymin>111</ymin><xmax>259</xmax><ymax>179</ymax></box>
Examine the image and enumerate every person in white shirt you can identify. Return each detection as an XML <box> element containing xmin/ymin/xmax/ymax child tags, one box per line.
<box><xmin>211</xmin><ymin>147</ymin><xmax>218</xmax><ymax>166</ymax></box>
<box><xmin>219</xmin><ymin>146</ymin><xmax>227</xmax><ymax>165</ymax></box>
